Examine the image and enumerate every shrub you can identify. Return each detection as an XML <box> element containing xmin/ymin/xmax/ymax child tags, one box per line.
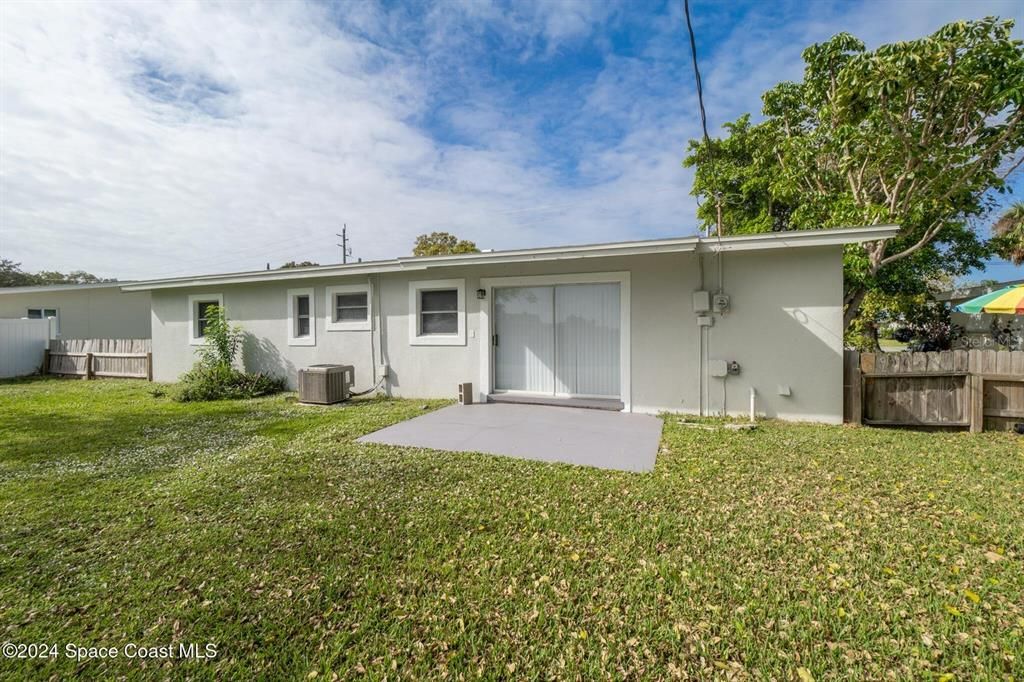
<box><xmin>176</xmin><ymin>364</ymin><xmax>285</xmax><ymax>402</ymax></box>
<box><xmin>174</xmin><ymin>305</ymin><xmax>286</xmax><ymax>402</ymax></box>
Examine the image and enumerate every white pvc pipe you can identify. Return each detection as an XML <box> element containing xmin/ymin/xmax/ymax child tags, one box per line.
<box><xmin>749</xmin><ymin>386</ymin><xmax>756</xmax><ymax>423</ymax></box>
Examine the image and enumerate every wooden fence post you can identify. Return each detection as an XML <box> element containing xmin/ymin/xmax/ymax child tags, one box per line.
<box><xmin>969</xmin><ymin>374</ymin><xmax>984</xmax><ymax>433</ymax></box>
<box><xmin>85</xmin><ymin>352</ymin><xmax>94</xmax><ymax>381</ymax></box>
<box><xmin>146</xmin><ymin>352</ymin><xmax>153</xmax><ymax>382</ymax></box>
<box><xmin>849</xmin><ymin>351</ymin><xmax>862</xmax><ymax>425</ymax></box>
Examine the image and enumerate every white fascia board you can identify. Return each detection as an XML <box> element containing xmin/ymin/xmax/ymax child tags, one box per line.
<box><xmin>121</xmin><ymin>261</ymin><xmax>405</xmax><ymax>291</ymax></box>
<box><xmin>398</xmin><ymin>238</ymin><xmax>700</xmax><ymax>270</ymax></box>
<box><xmin>695</xmin><ymin>225</ymin><xmax>901</xmax><ymax>253</ymax></box>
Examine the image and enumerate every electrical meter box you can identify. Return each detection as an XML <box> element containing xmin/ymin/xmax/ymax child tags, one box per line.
<box><xmin>713</xmin><ymin>293</ymin><xmax>731</xmax><ymax>313</ymax></box>
<box><xmin>709</xmin><ymin>360</ymin><xmax>728</xmax><ymax>378</ymax></box>
<box><xmin>692</xmin><ymin>291</ymin><xmax>710</xmax><ymax>313</ymax></box>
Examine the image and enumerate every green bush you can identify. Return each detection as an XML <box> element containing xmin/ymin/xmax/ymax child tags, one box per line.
<box><xmin>174</xmin><ymin>305</ymin><xmax>285</xmax><ymax>402</ymax></box>
<box><xmin>176</xmin><ymin>363</ymin><xmax>285</xmax><ymax>402</ymax></box>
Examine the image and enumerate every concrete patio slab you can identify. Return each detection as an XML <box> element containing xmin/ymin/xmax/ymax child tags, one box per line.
<box><xmin>357</xmin><ymin>403</ymin><xmax>663</xmax><ymax>472</ymax></box>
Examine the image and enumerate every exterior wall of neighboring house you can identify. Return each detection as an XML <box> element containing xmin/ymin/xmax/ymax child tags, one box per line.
<box><xmin>149</xmin><ymin>245</ymin><xmax>845</xmax><ymax>422</ymax></box>
<box><xmin>0</xmin><ymin>286</ymin><xmax>152</xmax><ymax>339</ymax></box>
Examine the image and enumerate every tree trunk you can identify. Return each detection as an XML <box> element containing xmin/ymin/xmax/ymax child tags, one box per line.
<box><xmin>843</xmin><ymin>286</ymin><xmax>867</xmax><ymax>332</ymax></box>
<box><xmin>866</xmin><ymin>318</ymin><xmax>881</xmax><ymax>352</ymax></box>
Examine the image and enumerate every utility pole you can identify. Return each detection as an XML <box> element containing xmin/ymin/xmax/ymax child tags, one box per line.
<box><xmin>335</xmin><ymin>225</ymin><xmax>353</xmax><ymax>264</ymax></box>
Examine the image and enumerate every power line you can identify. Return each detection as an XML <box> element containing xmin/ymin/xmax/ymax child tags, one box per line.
<box><xmin>684</xmin><ymin>0</ymin><xmax>712</xmax><ymax>166</ymax></box>
<box><xmin>683</xmin><ymin>0</ymin><xmax>721</xmax><ymax>240</ymax></box>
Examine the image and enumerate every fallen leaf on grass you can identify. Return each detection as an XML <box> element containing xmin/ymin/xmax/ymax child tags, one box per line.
<box><xmin>796</xmin><ymin>667</ymin><xmax>814</xmax><ymax>682</ymax></box>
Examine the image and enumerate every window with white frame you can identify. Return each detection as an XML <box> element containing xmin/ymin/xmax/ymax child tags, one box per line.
<box><xmin>325</xmin><ymin>283</ymin><xmax>372</xmax><ymax>331</ymax></box>
<box><xmin>287</xmin><ymin>288</ymin><xmax>316</xmax><ymax>346</ymax></box>
<box><xmin>188</xmin><ymin>294</ymin><xmax>223</xmax><ymax>345</ymax></box>
<box><xmin>27</xmin><ymin>308</ymin><xmax>59</xmax><ymax>336</ymax></box>
<box><xmin>409</xmin><ymin>279</ymin><xmax>465</xmax><ymax>346</ymax></box>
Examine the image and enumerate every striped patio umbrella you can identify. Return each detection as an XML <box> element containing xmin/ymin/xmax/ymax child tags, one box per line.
<box><xmin>953</xmin><ymin>284</ymin><xmax>1024</xmax><ymax>315</ymax></box>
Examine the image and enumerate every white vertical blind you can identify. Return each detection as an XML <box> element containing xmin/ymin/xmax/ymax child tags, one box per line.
<box><xmin>494</xmin><ymin>283</ymin><xmax>621</xmax><ymax>398</ymax></box>
<box><xmin>494</xmin><ymin>286</ymin><xmax>555</xmax><ymax>393</ymax></box>
<box><xmin>554</xmin><ymin>283</ymin><xmax>620</xmax><ymax>397</ymax></box>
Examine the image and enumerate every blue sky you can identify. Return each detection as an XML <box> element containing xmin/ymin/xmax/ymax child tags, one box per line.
<box><xmin>1</xmin><ymin>0</ymin><xmax>1022</xmax><ymax>282</ymax></box>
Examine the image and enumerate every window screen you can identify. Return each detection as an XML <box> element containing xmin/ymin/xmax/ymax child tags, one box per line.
<box><xmin>196</xmin><ymin>301</ymin><xmax>218</xmax><ymax>337</ymax></box>
<box><xmin>335</xmin><ymin>292</ymin><xmax>368</xmax><ymax>322</ymax></box>
<box><xmin>419</xmin><ymin>289</ymin><xmax>458</xmax><ymax>335</ymax></box>
<box><xmin>295</xmin><ymin>295</ymin><xmax>311</xmax><ymax>337</ymax></box>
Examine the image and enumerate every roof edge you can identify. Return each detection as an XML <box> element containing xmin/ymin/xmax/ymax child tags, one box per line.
<box><xmin>121</xmin><ymin>225</ymin><xmax>901</xmax><ymax>292</ymax></box>
<box><xmin>695</xmin><ymin>224</ymin><xmax>900</xmax><ymax>253</ymax></box>
<box><xmin>0</xmin><ymin>281</ymin><xmax>134</xmax><ymax>295</ymax></box>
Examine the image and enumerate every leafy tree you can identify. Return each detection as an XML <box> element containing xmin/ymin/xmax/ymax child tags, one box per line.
<box><xmin>195</xmin><ymin>305</ymin><xmax>241</xmax><ymax>368</ymax></box>
<box><xmin>889</xmin><ymin>298</ymin><xmax>964</xmax><ymax>352</ymax></box>
<box><xmin>0</xmin><ymin>259</ymin><xmax>38</xmax><ymax>287</ymax></box>
<box><xmin>279</xmin><ymin>261</ymin><xmax>320</xmax><ymax>269</ymax></box>
<box><xmin>685</xmin><ymin>18</ymin><xmax>1024</xmax><ymax>336</ymax></box>
<box><xmin>991</xmin><ymin>201</ymin><xmax>1024</xmax><ymax>265</ymax></box>
<box><xmin>412</xmin><ymin>232</ymin><xmax>479</xmax><ymax>257</ymax></box>
<box><xmin>33</xmin><ymin>270</ymin><xmax>115</xmax><ymax>284</ymax></box>
<box><xmin>1</xmin><ymin>260</ymin><xmax>115</xmax><ymax>287</ymax></box>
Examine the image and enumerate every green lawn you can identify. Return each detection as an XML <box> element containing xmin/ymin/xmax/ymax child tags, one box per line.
<box><xmin>0</xmin><ymin>379</ymin><xmax>1021</xmax><ymax>680</ymax></box>
<box><xmin>878</xmin><ymin>338</ymin><xmax>909</xmax><ymax>353</ymax></box>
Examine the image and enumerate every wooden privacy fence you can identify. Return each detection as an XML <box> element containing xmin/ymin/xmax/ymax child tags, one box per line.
<box><xmin>45</xmin><ymin>339</ymin><xmax>152</xmax><ymax>381</ymax></box>
<box><xmin>844</xmin><ymin>349</ymin><xmax>1024</xmax><ymax>432</ymax></box>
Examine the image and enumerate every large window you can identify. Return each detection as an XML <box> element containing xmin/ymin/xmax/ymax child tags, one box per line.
<box><xmin>188</xmin><ymin>293</ymin><xmax>223</xmax><ymax>345</ymax></box>
<box><xmin>27</xmin><ymin>308</ymin><xmax>59</xmax><ymax>336</ymax></box>
<box><xmin>409</xmin><ymin>279</ymin><xmax>465</xmax><ymax>346</ymax></box>
<box><xmin>325</xmin><ymin>284</ymin><xmax>372</xmax><ymax>332</ymax></box>
<box><xmin>287</xmin><ymin>288</ymin><xmax>316</xmax><ymax>346</ymax></box>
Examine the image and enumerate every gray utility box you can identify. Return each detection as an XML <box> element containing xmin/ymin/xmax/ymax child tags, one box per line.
<box><xmin>298</xmin><ymin>364</ymin><xmax>354</xmax><ymax>404</ymax></box>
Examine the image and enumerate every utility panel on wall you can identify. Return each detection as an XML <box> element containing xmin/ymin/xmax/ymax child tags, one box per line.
<box><xmin>692</xmin><ymin>291</ymin><xmax>710</xmax><ymax>313</ymax></box>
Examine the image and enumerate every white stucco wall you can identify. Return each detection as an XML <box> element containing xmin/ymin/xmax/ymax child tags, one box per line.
<box><xmin>149</xmin><ymin>245</ymin><xmax>844</xmax><ymax>422</ymax></box>
<box><xmin>0</xmin><ymin>287</ymin><xmax>152</xmax><ymax>339</ymax></box>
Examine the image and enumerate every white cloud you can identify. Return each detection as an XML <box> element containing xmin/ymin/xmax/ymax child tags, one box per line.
<box><xmin>0</xmin><ymin>0</ymin><xmax>1020</xmax><ymax>279</ymax></box>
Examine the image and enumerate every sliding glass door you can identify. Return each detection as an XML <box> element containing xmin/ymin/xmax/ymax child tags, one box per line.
<box><xmin>493</xmin><ymin>283</ymin><xmax>620</xmax><ymax>398</ymax></box>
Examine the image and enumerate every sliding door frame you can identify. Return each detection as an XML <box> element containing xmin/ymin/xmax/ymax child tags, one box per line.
<box><xmin>478</xmin><ymin>271</ymin><xmax>631</xmax><ymax>412</ymax></box>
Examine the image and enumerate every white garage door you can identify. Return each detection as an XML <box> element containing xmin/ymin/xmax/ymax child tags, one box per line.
<box><xmin>494</xmin><ymin>283</ymin><xmax>620</xmax><ymax>399</ymax></box>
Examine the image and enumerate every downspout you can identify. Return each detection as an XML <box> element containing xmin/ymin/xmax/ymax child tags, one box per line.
<box><xmin>368</xmin><ymin>276</ymin><xmax>378</xmax><ymax>389</ymax></box>
<box><xmin>697</xmin><ymin>251</ymin><xmax>705</xmax><ymax>416</ymax></box>
<box><xmin>373</xmin><ymin>273</ymin><xmax>390</xmax><ymax>396</ymax></box>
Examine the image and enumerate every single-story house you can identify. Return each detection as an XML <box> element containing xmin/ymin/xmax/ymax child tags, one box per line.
<box><xmin>934</xmin><ymin>278</ymin><xmax>1024</xmax><ymax>350</ymax></box>
<box><xmin>122</xmin><ymin>225</ymin><xmax>898</xmax><ymax>423</ymax></box>
<box><xmin>0</xmin><ymin>282</ymin><xmax>151</xmax><ymax>339</ymax></box>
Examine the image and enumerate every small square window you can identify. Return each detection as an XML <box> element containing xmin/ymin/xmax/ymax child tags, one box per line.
<box><xmin>326</xmin><ymin>285</ymin><xmax>372</xmax><ymax>331</ymax></box>
<box><xmin>419</xmin><ymin>289</ymin><xmax>458</xmax><ymax>335</ymax></box>
<box><xmin>408</xmin><ymin>279</ymin><xmax>464</xmax><ymax>346</ymax></box>
<box><xmin>335</xmin><ymin>292</ymin><xmax>368</xmax><ymax>322</ymax></box>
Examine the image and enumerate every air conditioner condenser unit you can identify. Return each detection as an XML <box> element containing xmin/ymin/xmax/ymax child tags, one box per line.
<box><xmin>298</xmin><ymin>364</ymin><xmax>354</xmax><ymax>404</ymax></box>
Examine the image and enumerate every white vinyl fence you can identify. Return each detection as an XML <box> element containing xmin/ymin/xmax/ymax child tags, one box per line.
<box><xmin>0</xmin><ymin>318</ymin><xmax>51</xmax><ymax>378</ymax></box>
